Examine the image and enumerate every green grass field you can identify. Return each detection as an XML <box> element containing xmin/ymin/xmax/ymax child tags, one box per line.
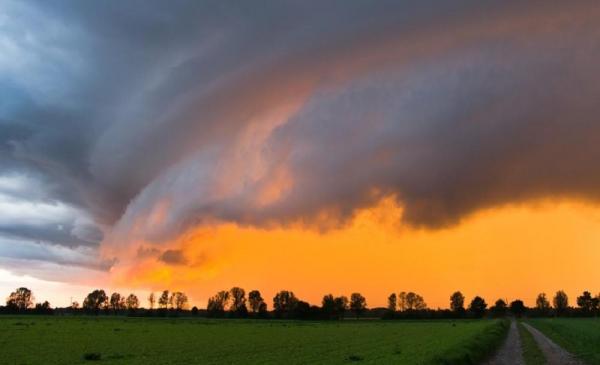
<box><xmin>527</xmin><ymin>318</ymin><xmax>600</xmax><ymax>365</ymax></box>
<box><xmin>0</xmin><ymin>316</ymin><xmax>507</xmax><ymax>365</ymax></box>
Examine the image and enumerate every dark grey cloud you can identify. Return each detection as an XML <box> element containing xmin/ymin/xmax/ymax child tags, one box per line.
<box><xmin>263</xmin><ymin>40</ymin><xmax>600</xmax><ymax>229</ymax></box>
<box><xmin>0</xmin><ymin>237</ymin><xmax>114</xmax><ymax>271</ymax></box>
<box><xmin>110</xmin><ymin>1</ymin><xmax>600</xmax><ymax>241</ymax></box>
<box><xmin>159</xmin><ymin>249</ymin><xmax>187</xmax><ymax>265</ymax></box>
<box><xmin>1</xmin><ymin>1</ymin><xmax>600</xmax><ymax>273</ymax></box>
<box><xmin>136</xmin><ymin>246</ymin><xmax>161</xmax><ymax>259</ymax></box>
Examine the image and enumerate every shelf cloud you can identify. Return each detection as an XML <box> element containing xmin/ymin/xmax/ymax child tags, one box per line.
<box><xmin>1</xmin><ymin>0</ymin><xmax>600</xmax><ymax>278</ymax></box>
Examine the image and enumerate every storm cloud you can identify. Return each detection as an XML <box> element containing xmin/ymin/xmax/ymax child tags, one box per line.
<box><xmin>2</xmin><ymin>0</ymin><xmax>600</xmax><ymax>274</ymax></box>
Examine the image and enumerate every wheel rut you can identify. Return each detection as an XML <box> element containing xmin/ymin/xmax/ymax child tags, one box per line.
<box><xmin>483</xmin><ymin>319</ymin><xmax>524</xmax><ymax>365</ymax></box>
<box><xmin>521</xmin><ymin>322</ymin><xmax>584</xmax><ymax>365</ymax></box>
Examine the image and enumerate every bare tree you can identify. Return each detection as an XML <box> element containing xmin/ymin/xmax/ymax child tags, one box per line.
<box><xmin>148</xmin><ymin>292</ymin><xmax>156</xmax><ymax>310</ymax></box>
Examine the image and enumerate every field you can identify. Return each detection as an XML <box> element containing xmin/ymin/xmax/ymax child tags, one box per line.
<box><xmin>526</xmin><ymin>318</ymin><xmax>600</xmax><ymax>364</ymax></box>
<box><xmin>0</xmin><ymin>316</ymin><xmax>506</xmax><ymax>365</ymax></box>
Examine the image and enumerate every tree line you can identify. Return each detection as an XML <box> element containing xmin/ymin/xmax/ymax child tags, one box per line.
<box><xmin>382</xmin><ymin>290</ymin><xmax>600</xmax><ymax>319</ymax></box>
<box><xmin>2</xmin><ymin>286</ymin><xmax>599</xmax><ymax>319</ymax></box>
<box><xmin>205</xmin><ymin>288</ymin><xmax>367</xmax><ymax>320</ymax></box>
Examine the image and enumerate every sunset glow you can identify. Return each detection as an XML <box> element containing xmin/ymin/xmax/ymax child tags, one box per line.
<box><xmin>101</xmin><ymin>197</ymin><xmax>600</xmax><ymax>309</ymax></box>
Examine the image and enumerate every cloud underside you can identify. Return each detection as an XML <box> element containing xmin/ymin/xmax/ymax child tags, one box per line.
<box><xmin>1</xmin><ymin>1</ymin><xmax>600</xmax><ymax>272</ymax></box>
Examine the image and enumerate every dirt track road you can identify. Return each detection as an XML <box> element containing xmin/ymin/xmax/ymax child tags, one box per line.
<box><xmin>521</xmin><ymin>322</ymin><xmax>584</xmax><ymax>365</ymax></box>
<box><xmin>483</xmin><ymin>320</ymin><xmax>524</xmax><ymax>365</ymax></box>
<box><xmin>482</xmin><ymin>319</ymin><xmax>585</xmax><ymax>365</ymax></box>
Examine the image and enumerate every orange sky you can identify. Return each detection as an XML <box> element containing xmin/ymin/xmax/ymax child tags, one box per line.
<box><xmin>103</xmin><ymin>197</ymin><xmax>600</xmax><ymax>309</ymax></box>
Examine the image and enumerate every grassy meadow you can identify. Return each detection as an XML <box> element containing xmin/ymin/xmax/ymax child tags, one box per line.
<box><xmin>526</xmin><ymin>318</ymin><xmax>600</xmax><ymax>364</ymax></box>
<box><xmin>0</xmin><ymin>316</ymin><xmax>507</xmax><ymax>365</ymax></box>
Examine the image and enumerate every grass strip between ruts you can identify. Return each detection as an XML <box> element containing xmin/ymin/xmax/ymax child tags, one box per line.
<box><xmin>518</xmin><ymin>321</ymin><xmax>546</xmax><ymax>365</ymax></box>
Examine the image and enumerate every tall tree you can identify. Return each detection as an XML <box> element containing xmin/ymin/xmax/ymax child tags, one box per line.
<box><xmin>387</xmin><ymin>293</ymin><xmax>397</xmax><ymax>312</ymax></box>
<box><xmin>273</xmin><ymin>290</ymin><xmax>298</xmax><ymax>318</ymax></box>
<box><xmin>126</xmin><ymin>294</ymin><xmax>139</xmax><ymax>311</ymax></box>
<box><xmin>258</xmin><ymin>301</ymin><xmax>268</xmax><ymax>315</ymax></box>
<box><xmin>491</xmin><ymin>299</ymin><xmax>507</xmax><ymax>317</ymax></box>
<box><xmin>405</xmin><ymin>292</ymin><xmax>426</xmax><ymax>310</ymax></box>
<box><xmin>158</xmin><ymin>290</ymin><xmax>170</xmax><ymax>309</ymax></box>
<box><xmin>350</xmin><ymin>293</ymin><xmax>367</xmax><ymax>318</ymax></box>
<box><xmin>321</xmin><ymin>294</ymin><xmax>336</xmax><ymax>318</ymax></box>
<box><xmin>110</xmin><ymin>292</ymin><xmax>125</xmax><ymax>313</ymax></box>
<box><xmin>207</xmin><ymin>290</ymin><xmax>230</xmax><ymax>317</ymax></box>
<box><xmin>171</xmin><ymin>292</ymin><xmax>188</xmax><ymax>311</ymax></box>
<box><xmin>334</xmin><ymin>296</ymin><xmax>349</xmax><ymax>319</ymax></box>
<box><xmin>229</xmin><ymin>287</ymin><xmax>247</xmax><ymax>315</ymax></box>
<box><xmin>449</xmin><ymin>291</ymin><xmax>465</xmax><ymax>313</ymax></box>
<box><xmin>553</xmin><ymin>290</ymin><xmax>568</xmax><ymax>316</ymax></box>
<box><xmin>576</xmin><ymin>291</ymin><xmax>597</xmax><ymax>314</ymax></box>
<box><xmin>248</xmin><ymin>290</ymin><xmax>265</xmax><ymax>314</ymax></box>
<box><xmin>398</xmin><ymin>291</ymin><xmax>407</xmax><ymax>311</ymax></box>
<box><xmin>6</xmin><ymin>287</ymin><xmax>34</xmax><ymax>311</ymax></box>
<box><xmin>509</xmin><ymin>300</ymin><xmax>526</xmax><ymax>318</ymax></box>
<box><xmin>83</xmin><ymin>289</ymin><xmax>108</xmax><ymax>314</ymax></box>
<box><xmin>535</xmin><ymin>293</ymin><xmax>550</xmax><ymax>314</ymax></box>
<box><xmin>148</xmin><ymin>292</ymin><xmax>156</xmax><ymax>310</ymax></box>
<box><xmin>468</xmin><ymin>296</ymin><xmax>487</xmax><ymax>318</ymax></box>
